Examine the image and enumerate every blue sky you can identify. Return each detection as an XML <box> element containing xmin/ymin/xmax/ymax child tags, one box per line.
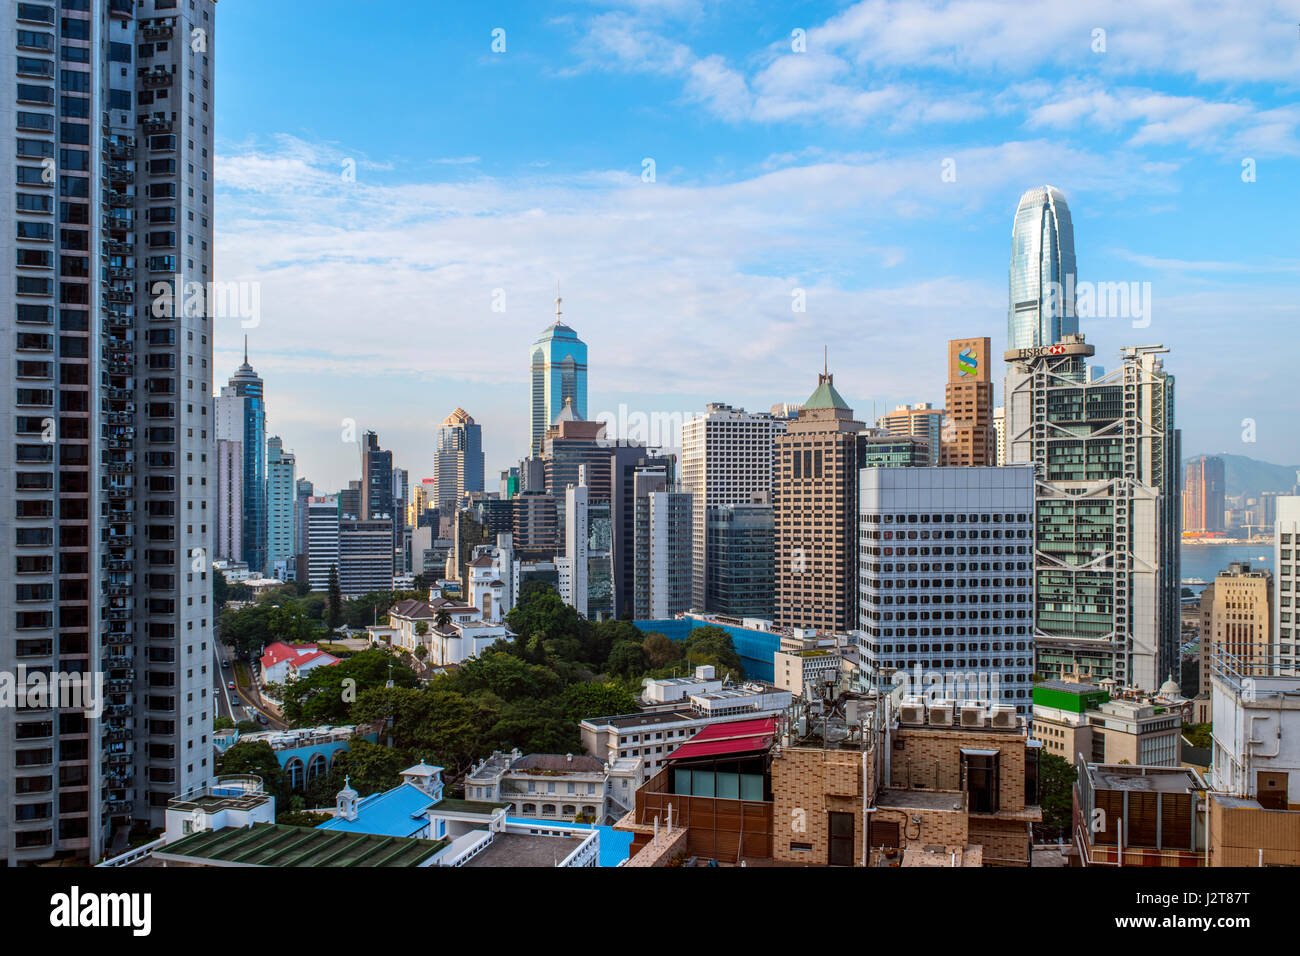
<box><xmin>212</xmin><ymin>0</ymin><xmax>1300</xmax><ymax>493</ymax></box>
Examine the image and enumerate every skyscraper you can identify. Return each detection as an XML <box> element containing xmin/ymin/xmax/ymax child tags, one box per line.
<box><xmin>434</xmin><ymin>409</ymin><xmax>484</xmax><ymax>510</ymax></box>
<box><xmin>557</xmin><ymin>468</ymin><xmax>613</xmax><ymax>619</ymax></box>
<box><xmin>1183</xmin><ymin>455</ymin><xmax>1225</xmax><ymax>534</ymax></box>
<box><xmin>877</xmin><ymin>403</ymin><xmax>942</xmax><ymax>466</ymax></box>
<box><xmin>0</xmin><ymin>0</ymin><xmax>217</xmax><ymax>863</ymax></box>
<box><xmin>681</xmin><ymin>404</ymin><xmax>784</xmax><ymax>610</ymax></box>
<box><xmin>939</xmin><ymin>337</ymin><xmax>995</xmax><ymax>466</ymax></box>
<box><xmin>1008</xmin><ymin>185</ymin><xmax>1078</xmax><ymax>350</ymax></box>
<box><xmin>633</xmin><ymin>486</ymin><xmax>693</xmax><ymax>619</ymax></box>
<box><xmin>610</xmin><ymin>449</ymin><xmax>675</xmax><ymax>617</ymax></box>
<box><xmin>266</xmin><ymin>437</ymin><xmax>296</xmax><ymax>579</ymax></box>
<box><xmin>705</xmin><ymin>503</ymin><xmax>774</xmax><ymax>619</ymax></box>
<box><xmin>1274</xmin><ymin>497</ymin><xmax>1300</xmax><ymax>676</ymax></box>
<box><xmin>217</xmin><ymin>343</ymin><xmax>267</xmax><ymax>573</ymax></box>
<box><xmin>306</xmin><ymin>496</ymin><xmax>341</xmax><ymax>592</ymax></box>
<box><xmin>1005</xmin><ymin>335</ymin><xmax>1181</xmax><ymax>689</ymax></box>
<box><xmin>529</xmin><ymin>298</ymin><xmax>588</xmax><ymax>457</ymax></box>
<box><xmin>773</xmin><ymin>370</ymin><xmax>864</xmax><ymax>632</ymax></box>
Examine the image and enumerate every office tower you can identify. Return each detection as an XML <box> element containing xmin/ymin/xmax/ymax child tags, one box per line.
<box><xmin>857</xmin><ymin>431</ymin><xmax>930</xmax><ymax>468</ymax></box>
<box><xmin>1005</xmin><ymin>335</ymin><xmax>1181</xmax><ymax>689</ymax></box>
<box><xmin>877</xmin><ymin>403</ymin><xmax>943</xmax><ymax>466</ymax></box>
<box><xmin>993</xmin><ymin>406</ymin><xmax>1006</xmax><ymax>466</ymax></box>
<box><xmin>542</xmin><ymin>402</ymin><xmax>613</xmax><ymax>546</ymax></box>
<box><xmin>1007</xmin><ymin>185</ymin><xmax>1078</xmax><ymax>350</ymax></box>
<box><xmin>306</xmin><ymin>496</ymin><xmax>341</xmax><ymax>592</ymax></box>
<box><xmin>338</xmin><ymin>519</ymin><xmax>395</xmax><ymax>598</ymax></box>
<box><xmin>216</xmin><ymin>343</ymin><xmax>267</xmax><ymax>572</ymax></box>
<box><xmin>1183</xmin><ymin>455</ymin><xmax>1225</xmax><ymax>534</ymax></box>
<box><xmin>265</xmin><ymin>437</ymin><xmax>296</xmax><ymax>579</ymax></box>
<box><xmin>294</xmin><ymin>478</ymin><xmax>313</xmax><ymax>580</ymax></box>
<box><xmin>434</xmin><ymin>409</ymin><xmax>484</xmax><ymax>510</ymax></box>
<box><xmin>359</xmin><ymin>430</ymin><xmax>393</xmax><ymax>522</ymax></box>
<box><xmin>410</xmin><ymin>479</ymin><xmax>430</xmax><ymax>527</ymax></box>
<box><xmin>1275</xmin><ymin>497</ymin><xmax>1300</xmax><ymax>676</ymax></box>
<box><xmin>0</xmin><ymin>0</ymin><xmax>217</xmax><ymax>863</ymax></box>
<box><xmin>857</xmin><ymin>467</ymin><xmax>1036</xmax><ymax>715</ymax></box>
<box><xmin>773</xmin><ymin>370</ymin><xmax>864</xmax><ymax>632</ymax></box>
<box><xmin>611</xmin><ymin>450</ymin><xmax>675</xmax><ymax>617</ymax></box>
<box><xmin>681</xmin><ymin>403</ymin><xmax>785</xmax><ymax>610</ymax></box>
<box><xmin>557</xmin><ymin>469</ymin><xmax>613</xmax><ymax>619</ymax></box>
<box><xmin>392</xmin><ymin>468</ymin><xmax>408</xmax><ymax>524</ymax></box>
<box><xmin>215</xmin><ymin>437</ymin><xmax>242</xmax><ymax>562</ymax></box>
<box><xmin>519</xmin><ymin>456</ymin><xmax>546</xmax><ymax>492</ymax></box>
<box><xmin>705</xmin><ymin>503</ymin><xmax>774</xmax><ymax>619</ymax></box>
<box><xmin>1198</xmin><ymin>563</ymin><xmax>1274</xmax><ymax>692</ymax></box>
<box><xmin>512</xmin><ymin>490</ymin><xmax>559</xmax><ymax>557</ymax></box>
<box><xmin>499</xmin><ymin>466</ymin><xmax>520</xmax><ymax>499</ymax></box>
<box><xmin>633</xmin><ymin>487</ymin><xmax>693</xmax><ymax>619</ymax></box>
<box><xmin>529</xmin><ymin>298</ymin><xmax>588</xmax><ymax>457</ymax></box>
<box><xmin>939</xmin><ymin>337</ymin><xmax>995</xmax><ymax>466</ymax></box>
<box><xmin>338</xmin><ymin>480</ymin><xmax>361</xmax><ymax>521</ymax></box>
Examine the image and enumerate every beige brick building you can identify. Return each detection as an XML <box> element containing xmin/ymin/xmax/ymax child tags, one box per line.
<box><xmin>939</xmin><ymin>337</ymin><xmax>995</xmax><ymax>466</ymax></box>
<box><xmin>1198</xmin><ymin>562</ymin><xmax>1273</xmax><ymax>690</ymax></box>
<box><xmin>773</xmin><ymin>371</ymin><xmax>863</xmax><ymax>632</ymax></box>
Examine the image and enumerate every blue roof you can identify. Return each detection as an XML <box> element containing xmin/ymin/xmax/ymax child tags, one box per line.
<box><xmin>318</xmin><ymin>783</ymin><xmax>436</xmax><ymax>838</ymax></box>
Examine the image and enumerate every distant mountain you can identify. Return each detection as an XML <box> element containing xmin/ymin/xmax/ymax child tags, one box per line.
<box><xmin>1183</xmin><ymin>453</ymin><xmax>1300</xmax><ymax>499</ymax></box>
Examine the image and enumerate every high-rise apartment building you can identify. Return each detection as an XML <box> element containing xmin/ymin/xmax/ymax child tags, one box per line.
<box><xmin>557</xmin><ymin>469</ymin><xmax>613</xmax><ymax>619</ymax></box>
<box><xmin>857</xmin><ymin>466</ymin><xmax>1036</xmax><ymax>714</ymax></box>
<box><xmin>216</xmin><ymin>345</ymin><xmax>266</xmax><ymax>573</ymax></box>
<box><xmin>939</xmin><ymin>337</ymin><xmax>995</xmax><ymax>466</ymax></box>
<box><xmin>1007</xmin><ymin>185</ymin><xmax>1078</xmax><ymax>350</ymax></box>
<box><xmin>705</xmin><ymin>503</ymin><xmax>774</xmax><ymax>619</ymax></box>
<box><xmin>338</xmin><ymin>519</ymin><xmax>395</xmax><ymax>598</ymax></box>
<box><xmin>1184</xmin><ymin>455</ymin><xmax>1225</xmax><ymax>534</ymax></box>
<box><xmin>215</xmin><ymin>435</ymin><xmax>242</xmax><ymax>562</ymax></box>
<box><xmin>0</xmin><ymin>0</ymin><xmax>217</xmax><ymax>863</ymax></box>
<box><xmin>266</xmin><ymin>436</ymin><xmax>295</xmax><ymax>580</ymax></box>
<box><xmin>306</xmin><ymin>496</ymin><xmax>340</xmax><ymax>592</ymax></box>
<box><xmin>611</xmin><ymin>451</ymin><xmax>675</xmax><ymax>617</ymax></box>
<box><xmin>993</xmin><ymin>406</ymin><xmax>1006</xmax><ymax>466</ymax></box>
<box><xmin>773</xmin><ymin>371</ymin><xmax>864</xmax><ymax>632</ymax></box>
<box><xmin>681</xmin><ymin>403</ymin><xmax>784</xmax><ymax>610</ymax></box>
<box><xmin>433</xmin><ymin>408</ymin><xmax>483</xmax><ymax>510</ymax></box>
<box><xmin>512</xmin><ymin>490</ymin><xmax>558</xmax><ymax>557</ymax></box>
<box><xmin>877</xmin><ymin>403</ymin><xmax>942</xmax><ymax>466</ymax></box>
<box><xmin>1005</xmin><ymin>335</ymin><xmax>1181</xmax><ymax>689</ymax></box>
<box><xmin>293</xmin><ymin>478</ymin><xmax>313</xmax><ymax>580</ymax></box>
<box><xmin>529</xmin><ymin>300</ymin><xmax>587</xmax><ymax>457</ymax></box>
<box><xmin>359</xmin><ymin>430</ymin><xmax>393</xmax><ymax>522</ymax></box>
<box><xmin>630</xmin><ymin>477</ymin><xmax>692</xmax><ymax>619</ymax></box>
<box><xmin>1274</xmin><ymin>496</ymin><xmax>1300</xmax><ymax>676</ymax></box>
<box><xmin>543</xmin><ymin>403</ymin><xmax>613</xmax><ymax>548</ymax></box>
<box><xmin>1198</xmin><ymin>563</ymin><xmax>1273</xmax><ymax>692</ymax></box>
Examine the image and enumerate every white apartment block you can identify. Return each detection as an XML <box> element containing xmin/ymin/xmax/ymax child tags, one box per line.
<box><xmin>464</xmin><ymin>750</ymin><xmax>645</xmax><ymax>826</ymax></box>
<box><xmin>1211</xmin><ymin>651</ymin><xmax>1300</xmax><ymax>808</ymax></box>
<box><xmin>681</xmin><ymin>404</ymin><xmax>784</xmax><ymax>610</ymax></box>
<box><xmin>306</xmin><ymin>496</ymin><xmax>340</xmax><ymax>591</ymax></box>
<box><xmin>1275</xmin><ymin>496</ymin><xmax>1300</xmax><ymax>676</ymax></box>
<box><xmin>857</xmin><ymin>466</ymin><xmax>1036</xmax><ymax>715</ymax></box>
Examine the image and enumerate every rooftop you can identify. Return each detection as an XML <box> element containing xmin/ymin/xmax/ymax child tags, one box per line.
<box><xmin>317</xmin><ymin>782</ymin><xmax>436</xmax><ymax>838</ymax></box>
<box><xmin>157</xmin><ymin>823</ymin><xmax>447</xmax><ymax>867</ymax></box>
<box><xmin>1088</xmin><ymin>764</ymin><xmax>1206</xmax><ymax>794</ymax></box>
<box><xmin>460</xmin><ymin>832</ymin><xmax>585</xmax><ymax>868</ymax></box>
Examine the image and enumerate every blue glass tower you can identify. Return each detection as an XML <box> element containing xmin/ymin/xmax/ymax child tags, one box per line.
<box><xmin>529</xmin><ymin>295</ymin><xmax>588</xmax><ymax>457</ymax></box>
<box><xmin>223</xmin><ymin>341</ymin><xmax>267</xmax><ymax>573</ymax></box>
<box><xmin>1008</xmin><ymin>185</ymin><xmax>1078</xmax><ymax>350</ymax></box>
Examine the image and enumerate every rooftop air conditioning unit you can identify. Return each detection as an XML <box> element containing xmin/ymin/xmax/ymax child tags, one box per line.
<box><xmin>960</xmin><ymin>705</ymin><xmax>985</xmax><ymax>728</ymax></box>
<box><xmin>899</xmin><ymin>703</ymin><xmax>925</xmax><ymax>726</ymax></box>
<box><xmin>927</xmin><ymin>704</ymin><xmax>953</xmax><ymax>727</ymax></box>
<box><xmin>990</xmin><ymin>707</ymin><xmax>1017</xmax><ymax>729</ymax></box>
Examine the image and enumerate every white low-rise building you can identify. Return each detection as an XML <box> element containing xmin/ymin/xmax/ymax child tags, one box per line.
<box><xmin>464</xmin><ymin>749</ymin><xmax>644</xmax><ymax>825</ymax></box>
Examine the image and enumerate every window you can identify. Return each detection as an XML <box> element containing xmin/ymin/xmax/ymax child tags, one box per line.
<box><xmin>962</xmin><ymin>749</ymin><xmax>999</xmax><ymax>813</ymax></box>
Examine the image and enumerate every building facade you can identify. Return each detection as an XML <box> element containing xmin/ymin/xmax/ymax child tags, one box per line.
<box><xmin>773</xmin><ymin>372</ymin><xmax>863</xmax><ymax>632</ymax></box>
<box><xmin>681</xmin><ymin>404</ymin><xmax>783</xmax><ymax>611</ymax></box>
<box><xmin>705</xmin><ymin>503</ymin><xmax>774</xmax><ymax>619</ymax></box>
<box><xmin>633</xmin><ymin>488</ymin><xmax>693</xmax><ymax>619</ymax></box>
<box><xmin>216</xmin><ymin>346</ymin><xmax>266</xmax><ymax>573</ymax></box>
<box><xmin>266</xmin><ymin>436</ymin><xmax>295</xmax><ymax>579</ymax></box>
<box><xmin>433</xmin><ymin>408</ymin><xmax>483</xmax><ymax>510</ymax></box>
<box><xmin>1198</xmin><ymin>562</ymin><xmax>1273</xmax><ymax>690</ymax></box>
<box><xmin>877</xmin><ymin>403</ymin><xmax>943</xmax><ymax>466</ymax></box>
<box><xmin>1183</xmin><ymin>455</ymin><xmax>1225</xmax><ymax>534</ymax></box>
<box><xmin>529</xmin><ymin>306</ymin><xmax>587</xmax><ymax>458</ymax></box>
<box><xmin>1276</xmin><ymin>496</ymin><xmax>1300</xmax><ymax>676</ymax></box>
<box><xmin>857</xmin><ymin>466</ymin><xmax>1036</xmax><ymax>715</ymax></box>
<box><xmin>306</xmin><ymin>496</ymin><xmax>340</xmax><ymax>592</ymax></box>
<box><xmin>1007</xmin><ymin>184</ymin><xmax>1077</xmax><ymax>350</ymax></box>
<box><xmin>1005</xmin><ymin>336</ymin><xmax>1180</xmax><ymax>690</ymax></box>
<box><xmin>939</xmin><ymin>337</ymin><xmax>995</xmax><ymax>467</ymax></box>
<box><xmin>0</xmin><ymin>0</ymin><xmax>217</xmax><ymax>863</ymax></box>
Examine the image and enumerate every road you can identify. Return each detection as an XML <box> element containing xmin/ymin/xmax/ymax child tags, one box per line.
<box><xmin>212</xmin><ymin>642</ymin><xmax>286</xmax><ymax>730</ymax></box>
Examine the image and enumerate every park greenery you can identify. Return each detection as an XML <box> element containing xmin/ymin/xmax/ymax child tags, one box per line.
<box><xmin>217</xmin><ymin>583</ymin><xmax>745</xmax><ymax>800</ymax></box>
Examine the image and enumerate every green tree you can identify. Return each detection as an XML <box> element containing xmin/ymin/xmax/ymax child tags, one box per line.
<box><xmin>279</xmin><ymin>648</ymin><xmax>418</xmax><ymax>726</ymax></box>
<box><xmin>642</xmin><ymin>631</ymin><xmax>681</xmax><ymax>670</ymax></box>
<box><xmin>682</xmin><ymin>625</ymin><xmax>744</xmax><ymax>679</ymax></box>
<box><xmin>216</xmin><ymin>740</ymin><xmax>286</xmax><ymax>802</ymax></box>
<box><xmin>1038</xmin><ymin>753</ymin><xmax>1076</xmax><ymax>832</ymax></box>
<box><xmin>561</xmin><ymin>681</ymin><xmax>637</xmax><ymax>722</ymax></box>
<box><xmin>327</xmin><ymin>565</ymin><xmax>343</xmax><ymax>631</ymax></box>
<box><xmin>607</xmin><ymin>640</ymin><xmax>647</xmax><ymax>678</ymax></box>
<box><xmin>214</xmin><ymin>716</ymin><xmax>234</xmax><ymax>731</ymax></box>
<box><xmin>1182</xmin><ymin>722</ymin><xmax>1211</xmax><ymax>749</ymax></box>
<box><xmin>414</xmin><ymin>620</ymin><xmax>429</xmax><ymax>637</ymax></box>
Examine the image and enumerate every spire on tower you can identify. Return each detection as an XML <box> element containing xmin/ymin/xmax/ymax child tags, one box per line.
<box><xmin>555</xmin><ymin>281</ymin><xmax>563</xmax><ymax>322</ymax></box>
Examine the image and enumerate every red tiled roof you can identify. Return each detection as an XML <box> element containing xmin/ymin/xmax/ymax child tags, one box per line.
<box><xmin>667</xmin><ymin>717</ymin><xmax>777</xmax><ymax>762</ymax></box>
<box><xmin>290</xmin><ymin>650</ymin><xmax>340</xmax><ymax>669</ymax></box>
<box><xmin>260</xmin><ymin>642</ymin><xmax>318</xmax><ymax>669</ymax></box>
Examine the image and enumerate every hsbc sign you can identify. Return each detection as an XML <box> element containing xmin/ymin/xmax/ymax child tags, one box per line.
<box><xmin>1003</xmin><ymin>342</ymin><xmax>1094</xmax><ymax>362</ymax></box>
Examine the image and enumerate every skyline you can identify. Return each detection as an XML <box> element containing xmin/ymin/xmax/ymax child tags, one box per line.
<box><xmin>212</xmin><ymin>0</ymin><xmax>1300</xmax><ymax>492</ymax></box>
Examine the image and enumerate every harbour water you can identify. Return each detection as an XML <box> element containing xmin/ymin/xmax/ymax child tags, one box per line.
<box><xmin>1179</xmin><ymin>543</ymin><xmax>1274</xmax><ymax>583</ymax></box>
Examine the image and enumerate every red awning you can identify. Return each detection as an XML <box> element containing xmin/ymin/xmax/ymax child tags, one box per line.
<box><xmin>667</xmin><ymin>717</ymin><xmax>777</xmax><ymax>762</ymax></box>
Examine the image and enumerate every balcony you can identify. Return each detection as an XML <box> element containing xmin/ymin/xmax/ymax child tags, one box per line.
<box><xmin>138</xmin><ymin>69</ymin><xmax>173</xmax><ymax>90</ymax></box>
<box><xmin>141</xmin><ymin>117</ymin><xmax>173</xmax><ymax>135</ymax></box>
<box><xmin>142</xmin><ymin>22</ymin><xmax>174</xmax><ymax>42</ymax></box>
<box><xmin>109</xmin><ymin>0</ymin><xmax>133</xmax><ymax>20</ymax></box>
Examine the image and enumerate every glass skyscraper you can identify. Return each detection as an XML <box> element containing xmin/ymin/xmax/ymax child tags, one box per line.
<box><xmin>1008</xmin><ymin>185</ymin><xmax>1078</xmax><ymax>350</ymax></box>
<box><xmin>218</xmin><ymin>347</ymin><xmax>267</xmax><ymax>573</ymax></box>
<box><xmin>529</xmin><ymin>298</ymin><xmax>587</xmax><ymax>457</ymax></box>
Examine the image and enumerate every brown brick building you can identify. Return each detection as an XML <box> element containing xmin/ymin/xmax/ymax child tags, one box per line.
<box><xmin>773</xmin><ymin>371</ymin><xmax>863</xmax><ymax>632</ymax></box>
<box><xmin>939</xmin><ymin>337</ymin><xmax>995</xmax><ymax>466</ymax></box>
